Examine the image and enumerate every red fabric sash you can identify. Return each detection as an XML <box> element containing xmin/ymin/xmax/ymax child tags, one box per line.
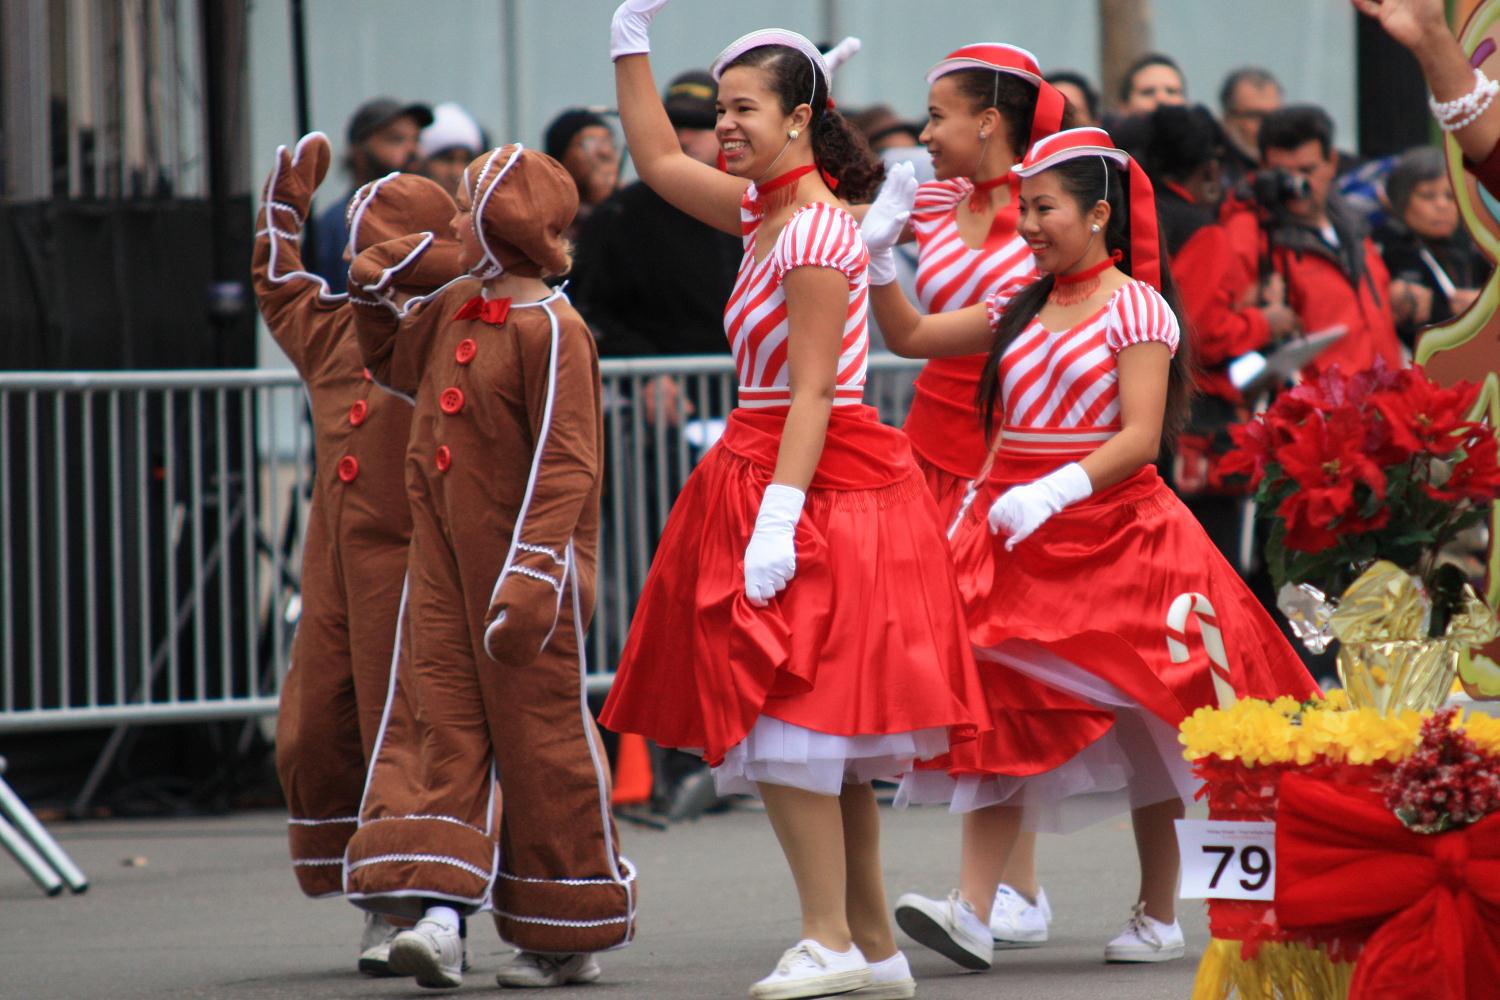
<box><xmin>1276</xmin><ymin>772</ymin><xmax>1500</xmax><ymax>999</ymax></box>
<box><xmin>718</xmin><ymin>405</ymin><xmax>916</xmax><ymax>491</ymax></box>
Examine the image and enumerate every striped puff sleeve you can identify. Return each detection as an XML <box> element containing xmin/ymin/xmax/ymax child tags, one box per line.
<box><xmin>770</xmin><ymin>202</ymin><xmax>869</xmax><ymax>284</ymax></box>
<box><xmin>984</xmin><ymin>274</ymin><xmax>1038</xmax><ymax>332</ymax></box>
<box><xmin>911</xmin><ymin>178</ymin><xmax>970</xmax><ymax>223</ymax></box>
<box><xmin>1104</xmin><ymin>280</ymin><xmax>1181</xmax><ymax>356</ymax></box>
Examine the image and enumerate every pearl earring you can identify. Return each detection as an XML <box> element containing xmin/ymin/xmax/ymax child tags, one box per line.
<box><xmin>1090</xmin><ymin>223</ymin><xmax>1101</xmax><ymax>233</ymax></box>
<box><xmin>788</xmin><ymin>128</ymin><xmax>800</xmax><ymax>140</ymax></box>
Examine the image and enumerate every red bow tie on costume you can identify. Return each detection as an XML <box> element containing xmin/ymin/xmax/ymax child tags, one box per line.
<box><xmin>454</xmin><ymin>295</ymin><xmax>512</xmax><ymax>326</ymax></box>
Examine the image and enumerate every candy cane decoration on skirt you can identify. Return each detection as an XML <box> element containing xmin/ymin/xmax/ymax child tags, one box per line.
<box><xmin>1167</xmin><ymin>592</ymin><xmax>1238</xmax><ymax>709</ymax></box>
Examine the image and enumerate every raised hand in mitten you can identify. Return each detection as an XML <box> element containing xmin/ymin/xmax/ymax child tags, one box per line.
<box><xmin>861</xmin><ymin>161</ymin><xmax>918</xmax><ymax>286</ymax></box>
<box><xmin>349</xmin><ymin>233</ymin><xmax>435</xmax><ymax>305</ymax></box>
<box><xmin>261</xmin><ymin>132</ymin><xmax>332</xmax><ymax>234</ymax></box>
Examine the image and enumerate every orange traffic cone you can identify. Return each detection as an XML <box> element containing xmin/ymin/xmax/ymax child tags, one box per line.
<box><xmin>611</xmin><ymin>733</ymin><xmax>654</xmax><ymax>807</ymax></box>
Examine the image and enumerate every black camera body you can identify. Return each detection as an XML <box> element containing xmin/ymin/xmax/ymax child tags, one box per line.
<box><xmin>1246</xmin><ymin>168</ymin><xmax>1313</xmax><ymax>212</ymax></box>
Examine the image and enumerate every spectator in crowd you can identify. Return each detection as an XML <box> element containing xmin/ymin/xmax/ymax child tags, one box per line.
<box><xmin>1376</xmin><ymin>145</ymin><xmax>1488</xmax><ymax>348</ymax></box>
<box><xmin>1118</xmin><ymin>52</ymin><xmax>1187</xmax><ymax>116</ymax></box>
<box><xmin>418</xmin><ymin>101</ymin><xmax>485</xmax><ymax>198</ymax></box>
<box><xmin>308</xmin><ymin>97</ymin><xmax>432</xmax><ymax>292</ymax></box>
<box><xmin>849</xmin><ymin>104</ymin><xmax>924</xmax><ymax>152</ymax></box>
<box><xmin>570</xmin><ymin>72</ymin><xmax>739</xmax><ymax>361</ymax></box>
<box><xmin>1134</xmin><ymin>105</ymin><xmax>1298</xmax><ymax>548</ymax></box>
<box><xmin>1218</xmin><ymin>67</ymin><xmax>1282</xmax><ymax>185</ymax></box>
<box><xmin>1231</xmin><ymin>105</ymin><xmax>1403</xmax><ymax>376</ymax></box>
<box><xmin>543</xmin><ymin>108</ymin><xmax>622</xmax><ymax>241</ymax></box>
<box><xmin>1046</xmin><ymin>69</ymin><xmax>1102</xmax><ymax>127</ymax></box>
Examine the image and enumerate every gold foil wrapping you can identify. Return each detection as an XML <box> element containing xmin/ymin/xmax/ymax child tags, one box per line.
<box><xmin>1330</xmin><ymin>561</ymin><xmax>1499</xmax><ymax>715</ymax></box>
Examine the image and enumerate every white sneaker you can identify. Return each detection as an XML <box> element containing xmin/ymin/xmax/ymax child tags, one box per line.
<box><xmin>990</xmin><ymin>884</ymin><xmax>1051</xmax><ymax>948</ymax></box>
<box><xmin>358</xmin><ymin>911</ymin><xmax>401</xmax><ymax>977</ymax></box>
<box><xmin>1103</xmin><ymin>902</ymin><xmax>1185</xmax><ymax>963</ymax></box>
<box><xmin>387</xmin><ymin>917</ymin><xmax>465</xmax><ymax>988</ymax></box>
<box><xmin>893</xmin><ymin>889</ymin><xmax>992</xmax><ymax>971</ymax></box>
<box><xmin>494</xmin><ymin>950</ymin><xmax>602</xmax><ymax>988</ymax></box>
<box><xmin>749</xmin><ymin>939</ymin><xmax>872</xmax><ymax>999</ymax></box>
<box><xmin>850</xmin><ymin>951</ymin><xmax>916</xmax><ymax>999</ymax></box>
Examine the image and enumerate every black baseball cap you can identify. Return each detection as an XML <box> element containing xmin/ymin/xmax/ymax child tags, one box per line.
<box><xmin>346</xmin><ymin>98</ymin><xmax>434</xmax><ymax>146</ymax></box>
<box><xmin>664</xmin><ymin>70</ymin><xmax>717</xmax><ymax>130</ymax></box>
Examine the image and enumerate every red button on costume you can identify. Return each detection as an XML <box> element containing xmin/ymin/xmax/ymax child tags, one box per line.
<box><xmin>455</xmin><ymin>338</ymin><xmax>477</xmax><ymax>365</ymax></box>
<box><xmin>336</xmin><ymin>455</ymin><xmax>359</xmax><ymax>482</ymax></box>
<box><xmin>434</xmin><ymin>444</ymin><xmax>451</xmax><ymax>472</ymax></box>
<box><xmin>348</xmin><ymin>399</ymin><xmax>368</xmax><ymax>426</ymax></box>
<box><xmin>439</xmin><ymin>386</ymin><xmax>465</xmax><ymax>414</ymax></box>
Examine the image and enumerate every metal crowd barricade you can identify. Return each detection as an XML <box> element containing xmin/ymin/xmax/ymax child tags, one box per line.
<box><xmin>0</xmin><ymin>356</ymin><xmax>923</xmax><ymax>792</ymax></box>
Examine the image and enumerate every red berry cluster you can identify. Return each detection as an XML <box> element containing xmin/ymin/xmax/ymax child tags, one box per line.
<box><xmin>1382</xmin><ymin>708</ymin><xmax>1500</xmax><ymax>835</ymax></box>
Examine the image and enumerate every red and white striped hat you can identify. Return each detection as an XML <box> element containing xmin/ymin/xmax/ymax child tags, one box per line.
<box><xmin>926</xmin><ymin>43</ymin><xmax>1066</xmax><ymax>149</ymax></box>
<box><xmin>1014</xmin><ymin>127</ymin><xmax>1162</xmax><ymax>291</ymax></box>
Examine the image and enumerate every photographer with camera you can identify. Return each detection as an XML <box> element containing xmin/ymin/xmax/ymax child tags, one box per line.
<box><xmin>1223</xmin><ymin>105</ymin><xmax>1404</xmax><ymax>379</ymax></box>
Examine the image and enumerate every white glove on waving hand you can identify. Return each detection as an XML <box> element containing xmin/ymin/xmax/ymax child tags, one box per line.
<box><xmin>987</xmin><ymin>462</ymin><xmax>1093</xmax><ymax>550</ymax></box>
<box><xmin>861</xmin><ymin>161</ymin><xmax>918</xmax><ymax>286</ymax></box>
<box><xmin>744</xmin><ymin>484</ymin><xmax>804</xmax><ymax>607</ymax></box>
<box><xmin>611</xmin><ymin>0</ymin><xmax>670</xmax><ymax>60</ymax></box>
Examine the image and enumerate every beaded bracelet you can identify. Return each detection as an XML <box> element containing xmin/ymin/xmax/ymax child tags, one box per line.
<box><xmin>1429</xmin><ymin>67</ymin><xmax>1500</xmax><ymax>130</ymax></box>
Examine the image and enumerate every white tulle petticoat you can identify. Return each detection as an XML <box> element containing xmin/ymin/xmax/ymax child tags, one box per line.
<box><xmin>701</xmin><ymin>715</ymin><xmax>951</xmax><ymax>798</ymax></box>
<box><xmin>895</xmin><ymin>639</ymin><xmax>1200</xmax><ymax>833</ymax></box>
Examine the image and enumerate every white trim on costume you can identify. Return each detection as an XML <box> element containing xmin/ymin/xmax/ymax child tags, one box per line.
<box><xmin>347</xmin><ymin>852</ymin><xmax>492</xmax><ymax>881</ymax></box>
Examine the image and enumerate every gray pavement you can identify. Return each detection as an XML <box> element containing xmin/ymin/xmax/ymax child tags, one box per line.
<box><xmin>0</xmin><ymin>803</ymin><xmax>1206</xmax><ymax>1000</ymax></box>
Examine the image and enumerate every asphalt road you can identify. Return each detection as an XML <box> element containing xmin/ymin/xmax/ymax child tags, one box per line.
<box><xmin>0</xmin><ymin>801</ymin><xmax>1207</xmax><ymax>1000</ymax></box>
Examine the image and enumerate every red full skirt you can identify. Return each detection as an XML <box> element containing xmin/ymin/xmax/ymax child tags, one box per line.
<box><xmin>599</xmin><ymin>405</ymin><xmax>989</xmax><ymax>768</ymax></box>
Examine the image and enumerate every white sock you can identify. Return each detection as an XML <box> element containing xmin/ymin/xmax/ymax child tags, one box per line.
<box><xmin>423</xmin><ymin>905</ymin><xmax>461</xmax><ymax>933</ymax></box>
<box><xmin>868</xmin><ymin>952</ymin><xmax>910</xmax><ymax>981</ymax></box>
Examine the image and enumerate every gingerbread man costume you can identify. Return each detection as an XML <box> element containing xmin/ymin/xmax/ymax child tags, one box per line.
<box><xmin>341</xmin><ymin>145</ymin><xmax>636</xmax><ymax>955</ymax></box>
<box><xmin>252</xmin><ymin>132</ymin><xmax>461</xmax><ymax>897</ymax></box>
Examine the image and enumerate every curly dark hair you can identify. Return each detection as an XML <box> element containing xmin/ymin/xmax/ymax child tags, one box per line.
<box><xmin>976</xmin><ymin>156</ymin><xmax>1196</xmax><ymax>447</ymax></box>
<box><xmin>943</xmin><ymin>68</ymin><xmax>1078</xmax><ymax>159</ymax></box>
<box><xmin>721</xmin><ymin>45</ymin><xmax>884</xmax><ymax>203</ymax></box>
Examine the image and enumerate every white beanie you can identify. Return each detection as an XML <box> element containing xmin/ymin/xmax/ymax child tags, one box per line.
<box><xmin>420</xmin><ymin>102</ymin><xmax>484</xmax><ymax>159</ymax></box>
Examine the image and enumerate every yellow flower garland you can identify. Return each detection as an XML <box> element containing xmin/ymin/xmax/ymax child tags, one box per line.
<box><xmin>1179</xmin><ymin>693</ymin><xmax>1500</xmax><ymax>768</ymax></box>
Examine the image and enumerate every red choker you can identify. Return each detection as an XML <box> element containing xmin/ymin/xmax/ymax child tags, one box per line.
<box><xmin>968</xmin><ymin>171</ymin><xmax>1017</xmax><ymax>214</ymax></box>
<box><xmin>1048</xmin><ymin>250</ymin><xmax>1122</xmax><ymax>305</ymax></box>
<box><xmin>749</xmin><ymin>164</ymin><xmax>817</xmax><ymax>215</ymax></box>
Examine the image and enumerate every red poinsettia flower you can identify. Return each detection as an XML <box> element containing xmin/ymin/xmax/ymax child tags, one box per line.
<box><xmin>1372</xmin><ymin>368</ymin><xmax>1479</xmax><ymax>457</ymax></box>
<box><xmin>1272</xmin><ymin>406</ymin><xmax>1388</xmax><ymax>553</ymax></box>
<box><xmin>1426</xmin><ymin>424</ymin><xmax>1500</xmax><ymax>503</ymax></box>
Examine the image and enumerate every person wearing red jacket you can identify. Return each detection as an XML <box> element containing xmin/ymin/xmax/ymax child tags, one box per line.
<box><xmin>1240</xmin><ymin>106</ymin><xmax>1404</xmax><ymax>377</ymax></box>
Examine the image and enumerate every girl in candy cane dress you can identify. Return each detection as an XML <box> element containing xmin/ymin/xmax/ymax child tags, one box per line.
<box><xmin>865</xmin><ymin>129</ymin><xmax>1318</xmax><ymax>970</ymax></box>
<box><xmin>599</xmin><ymin>3</ymin><xmax>988</xmax><ymax>997</ymax></box>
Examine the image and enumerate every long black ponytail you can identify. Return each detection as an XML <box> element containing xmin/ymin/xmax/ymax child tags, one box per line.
<box><xmin>975</xmin><ymin>156</ymin><xmax>1196</xmax><ymax>446</ymax></box>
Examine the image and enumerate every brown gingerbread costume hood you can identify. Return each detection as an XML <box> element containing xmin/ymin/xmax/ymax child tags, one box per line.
<box><xmin>462</xmin><ymin>144</ymin><xmax>578</xmax><ymax>279</ymax></box>
<box><xmin>346</xmin><ymin>171</ymin><xmax>456</xmax><ymax>254</ymax></box>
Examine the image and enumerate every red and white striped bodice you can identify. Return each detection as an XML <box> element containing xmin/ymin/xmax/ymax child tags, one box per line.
<box><xmin>911</xmin><ymin>178</ymin><xmax>1036</xmax><ymax>314</ymax></box>
<box><xmin>724</xmin><ymin>191</ymin><xmax>870</xmax><ymax>409</ymax></box>
<box><xmin>991</xmin><ymin>279</ymin><xmax>1180</xmax><ymax>455</ymax></box>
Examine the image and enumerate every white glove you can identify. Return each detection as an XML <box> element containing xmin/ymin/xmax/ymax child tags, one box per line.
<box><xmin>744</xmin><ymin>484</ymin><xmax>804</xmax><ymax>607</ymax></box>
<box><xmin>823</xmin><ymin>37</ymin><xmax>861</xmax><ymax>76</ymax></box>
<box><xmin>862</xmin><ymin>161</ymin><xmax>918</xmax><ymax>286</ymax></box>
<box><xmin>610</xmin><ymin>0</ymin><xmax>670</xmax><ymax>60</ymax></box>
<box><xmin>987</xmin><ymin>462</ymin><xmax>1092</xmax><ymax>550</ymax></box>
